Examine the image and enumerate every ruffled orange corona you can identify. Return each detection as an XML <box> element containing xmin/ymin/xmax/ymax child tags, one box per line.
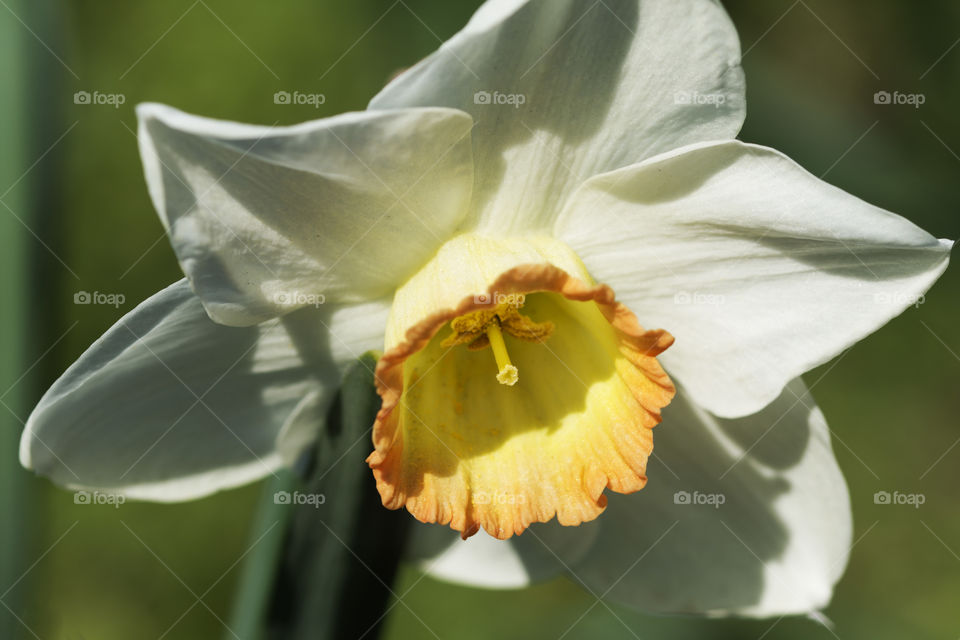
<box><xmin>367</xmin><ymin>235</ymin><xmax>675</xmax><ymax>539</ymax></box>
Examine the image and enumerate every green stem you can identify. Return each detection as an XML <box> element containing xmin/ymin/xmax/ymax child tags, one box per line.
<box><xmin>229</xmin><ymin>354</ymin><xmax>410</xmax><ymax>640</ymax></box>
<box><xmin>226</xmin><ymin>469</ymin><xmax>298</xmax><ymax>639</ymax></box>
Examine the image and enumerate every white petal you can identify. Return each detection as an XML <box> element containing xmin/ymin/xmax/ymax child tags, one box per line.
<box><xmin>137</xmin><ymin>103</ymin><xmax>474</xmax><ymax>325</ymax></box>
<box><xmin>556</xmin><ymin>140</ymin><xmax>953</xmax><ymax>418</ymax></box>
<box><xmin>20</xmin><ymin>280</ymin><xmax>389</xmax><ymax>501</ymax></box>
<box><xmin>562</xmin><ymin>380</ymin><xmax>852</xmax><ymax>616</ymax></box>
<box><xmin>405</xmin><ymin>516</ymin><xmax>598</xmax><ymax>588</ymax></box>
<box><xmin>370</xmin><ymin>0</ymin><xmax>745</xmax><ymax>234</ymax></box>
<box><xmin>406</xmin><ymin>525</ymin><xmax>535</xmax><ymax>588</ymax></box>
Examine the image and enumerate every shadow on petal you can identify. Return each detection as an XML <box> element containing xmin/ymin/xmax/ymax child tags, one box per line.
<box><xmin>527</xmin><ymin>379</ymin><xmax>850</xmax><ymax>616</ymax></box>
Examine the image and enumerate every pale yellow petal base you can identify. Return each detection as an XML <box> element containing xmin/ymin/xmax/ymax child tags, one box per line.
<box><xmin>368</xmin><ymin>264</ymin><xmax>675</xmax><ymax>539</ymax></box>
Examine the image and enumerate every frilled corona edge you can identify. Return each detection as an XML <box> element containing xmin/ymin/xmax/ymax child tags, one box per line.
<box><xmin>366</xmin><ymin>264</ymin><xmax>676</xmax><ymax>539</ymax></box>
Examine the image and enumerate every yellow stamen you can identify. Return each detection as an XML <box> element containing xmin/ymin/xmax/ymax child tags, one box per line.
<box><xmin>485</xmin><ymin>321</ymin><xmax>518</xmax><ymax>386</ymax></box>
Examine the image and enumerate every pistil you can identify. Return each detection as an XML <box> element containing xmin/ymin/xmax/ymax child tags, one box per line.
<box><xmin>485</xmin><ymin>320</ymin><xmax>518</xmax><ymax>386</ymax></box>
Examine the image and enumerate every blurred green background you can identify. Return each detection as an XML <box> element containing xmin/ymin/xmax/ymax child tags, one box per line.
<box><xmin>1</xmin><ymin>0</ymin><xmax>957</xmax><ymax>638</ymax></box>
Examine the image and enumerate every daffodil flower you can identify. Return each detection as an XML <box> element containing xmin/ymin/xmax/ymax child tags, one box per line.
<box><xmin>22</xmin><ymin>0</ymin><xmax>952</xmax><ymax>617</ymax></box>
